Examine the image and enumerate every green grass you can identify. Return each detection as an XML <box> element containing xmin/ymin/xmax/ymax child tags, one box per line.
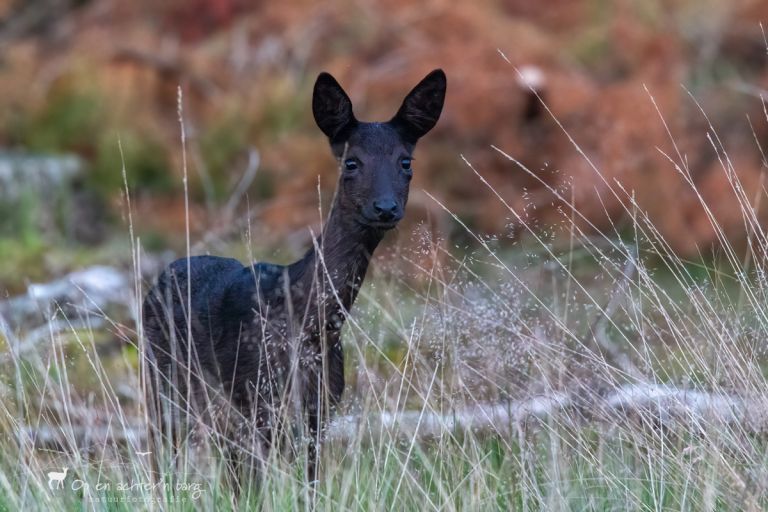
<box><xmin>2</xmin><ymin>416</ymin><xmax>761</xmax><ymax>510</ymax></box>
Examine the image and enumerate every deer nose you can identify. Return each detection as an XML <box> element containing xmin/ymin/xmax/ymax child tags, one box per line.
<box><xmin>372</xmin><ymin>199</ymin><xmax>399</xmax><ymax>222</ymax></box>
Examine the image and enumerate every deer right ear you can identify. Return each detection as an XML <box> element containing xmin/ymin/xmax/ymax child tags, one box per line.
<box><xmin>313</xmin><ymin>72</ymin><xmax>357</xmax><ymax>143</ymax></box>
<box><xmin>390</xmin><ymin>69</ymin><xmax>446</xmax><ymax>143</ymax></box>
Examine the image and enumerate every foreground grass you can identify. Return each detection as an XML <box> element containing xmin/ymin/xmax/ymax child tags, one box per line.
<box><xmin>2</xmin><ymin>223</ymin><xmax>767</xmax><ymax>511</ymax></box>
<box><xmin>2</xmin><ymin>413</ymin><xmax>764</xmax><ymax>510</ymax></box>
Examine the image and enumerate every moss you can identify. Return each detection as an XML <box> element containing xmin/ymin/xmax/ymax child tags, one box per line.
<box><xmin>138</xmin><ymin>230</ymin><xmax>170</xmax><ymax>252</ymax></box>
<box><xmin>121</xmin><ymin>343</ymin><xmax>139</xmax><ymax>371</ymax></box>
<box><xmin>199</xmin><ymin>113</ymin><xmax>249</xmax><ymax>200</ymax></box>
<box><xmin>20</xmin><ymin>87</ymin><xmax>104</xmax><ymax>153</ymax></box>
<box><xmin>0</xmin><ymin>237</ymin><xmax>47</xmax><ymax>293</ymax></box>
<box><xmin>0</xmin><ymin>187</ymin><xmax>42</xmax><ymax>242</ymax></box>
<box><xmin>251</xmin><ymin>166</ymin><xmax>276</xmax><ymax>200</ymax></box>
<box><xmin>254</xmin><ymin>81</ymin><xmax>307</xmax><ymax>140</ymax></box>
<box><xmin>94</xmin><ymin>131</ymin><xmax>173</xmax><ymax>194</ymax></box>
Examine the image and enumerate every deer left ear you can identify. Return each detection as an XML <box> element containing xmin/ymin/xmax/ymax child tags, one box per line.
<box><xmin>313</xmin><ymin>72</ymin><xmax>357</xmax><ymax>143</ymax></box>
<box><xmin>391</xmin><ymin>69</ymin><xmax>446</xmax><ymax>143</ymax></box>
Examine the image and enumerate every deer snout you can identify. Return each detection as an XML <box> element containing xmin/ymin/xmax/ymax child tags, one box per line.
<box><xmin>372</xmin><ymin>198</ymin><xmax>401</xmax><ymax>223</ymax></box>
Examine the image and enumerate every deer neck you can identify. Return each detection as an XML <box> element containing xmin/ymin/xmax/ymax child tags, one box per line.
<box><xmin>289</xmin><ymin>197</ymin><xmax>385</xmax><ymax>314</ymax></box>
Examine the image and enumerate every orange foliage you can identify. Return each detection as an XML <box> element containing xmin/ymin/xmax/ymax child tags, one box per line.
<box><xmin>3</xmin><ymin>0</ymin><xmax>768</xmax><ymax>255</ymax></box>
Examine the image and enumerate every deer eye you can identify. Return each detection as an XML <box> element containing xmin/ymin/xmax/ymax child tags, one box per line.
<box><xmin>400</xmin><ymin>158</ymin><xmax>412</xmax><ymax>171</ymax></box>
<box><xmin>343</xmin><ymin>158</ymin><xmax>359</xmax><ymax>171</ymax></box>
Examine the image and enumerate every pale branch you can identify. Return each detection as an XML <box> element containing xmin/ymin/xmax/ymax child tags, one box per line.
<box><xmin>19</xmin><ymin>384</ymin><xmax>767</xmax><ymax>450</ymax></box>
<box><xmin>222</xmin><ymin>148</ymin><xmax>260</xmax><ymax>222</ymax></box>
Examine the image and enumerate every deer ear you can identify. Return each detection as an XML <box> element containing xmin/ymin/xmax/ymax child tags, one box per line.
<box><xmin>391</xmin><ymin>69</ymin><xmax>446</xmax><ymax>143</ymax></box>
<box><xmin>313</xmin><ymin>72</ymin><xmax>357</xmax><ymax>143</ymax></box>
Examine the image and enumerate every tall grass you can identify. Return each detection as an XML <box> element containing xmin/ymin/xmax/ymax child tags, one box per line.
<box><xmin>2</xmin><ymin>88</ymin><xmax>768</xmax><ymax>511</ymax></box>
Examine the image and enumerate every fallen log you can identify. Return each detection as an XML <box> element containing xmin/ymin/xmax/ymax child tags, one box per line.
<box><xmin>0</xmin><ymin>151</ymin><xmax>82</xmax><ymax>201</ymax></box>
<box><xmin>18</xmin><ymin>384</ymin><xmax>768</xmax><ymax>451</ymax></box>
<box><xmin>0</xmin><ymin>266</ymin><xmax>131</xmax><ymax>332</ymax></box>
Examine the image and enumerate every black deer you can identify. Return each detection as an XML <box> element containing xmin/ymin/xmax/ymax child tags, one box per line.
<box><xmin>142</xmin><ymin>69</ymin><xmax>446</xmax><ymax>485</ymax></box>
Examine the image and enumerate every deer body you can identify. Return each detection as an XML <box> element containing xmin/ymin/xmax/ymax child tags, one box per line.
<box><xmin>143</xmin><ymin>70</ymin><xmax>446</xmax><ymax>482</ymax></box>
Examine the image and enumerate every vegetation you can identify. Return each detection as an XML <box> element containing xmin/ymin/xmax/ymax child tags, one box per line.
<box><xmin>3</xmin><ymin>1</ymin><xmax>768</xmax><ymax>510</ymax></box>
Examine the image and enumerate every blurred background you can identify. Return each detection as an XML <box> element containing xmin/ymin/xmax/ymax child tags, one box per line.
<box><xmin>1</xmin><ymin>0</ymin><xmax>768</xmax><ymax>292</ymax></box>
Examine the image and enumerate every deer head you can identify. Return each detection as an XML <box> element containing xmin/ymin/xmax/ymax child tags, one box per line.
<box><xmin>312</xmin><ymin>69</ymin><xmax>446</xmax><ymax>229</ymax></box>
